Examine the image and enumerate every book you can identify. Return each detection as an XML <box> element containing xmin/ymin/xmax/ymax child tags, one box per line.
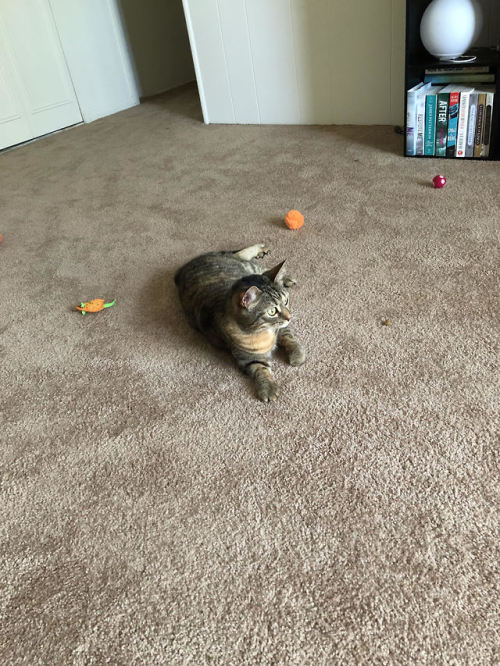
<box><xmin>465</xmin><ymin>93</ymin><xmax>478</xmax><ymax>157</ymax></box>
<box><xmin>447</xmin><ymin>92</ymin><xmax>460</xmax><ymax>157</ymax></box>
<box><xmin>480</xmin><ymin>89</ymin><xmax>495</xmax><ymax>158</ymax></box>
<box><xmin>425</xmin><ymin>66</ymin><xmax>490</xmax><ymax>75</ymax></box>
<box><xmin>406</xmin><ymin>82</ymin><xmax>424</xmax><ymax>155</ymax></box>
<box><xmin>439</xmin><ymin>85</ymin><xmax>461</xmax><ymax>157</ymax></box>
<box><xmin>424</xmin><ymin>74</ymin><xmax>494</xmax><ymax>84</ymax></box>
<box><xmin>454</xmin><ymin>87</ymin><xmax>474</xmax><ymax>157</ymax></box>
<box><xmin>416</xmin><ymin>83</ymin><xmax>432</xmax><ymax>155</ymax></box>
<box><xmin>473</xmin><ymin>92</ymin><xmax>486</xmax><ymax>158</ymax></box>
<box><xmin>424</xmin><ymin>87</ymin><xmax>441</xmax><ymax>156</ymax></box>
<box><xmin>435</xmin><ymin>91</ymin><xmax>449</xmax><ymax>157</ymax></box>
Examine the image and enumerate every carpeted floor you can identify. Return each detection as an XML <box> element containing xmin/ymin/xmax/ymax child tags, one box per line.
<box><xmin>1</xmin><ymin>83</ymin><xmax>498</xmax><ymax>665</ymax></box>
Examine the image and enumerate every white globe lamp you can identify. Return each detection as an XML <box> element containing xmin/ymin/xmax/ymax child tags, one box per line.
<box><xmin>420</xmin><ymin>0</ymin><xmax>483</xmax><ymax>62</ymax></box>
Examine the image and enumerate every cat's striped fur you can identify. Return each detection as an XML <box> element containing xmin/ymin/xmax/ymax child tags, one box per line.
<box><xmin>174</xmin><ymin>243</ymin><xmax>305</xmax><ymax>402</ymax></box>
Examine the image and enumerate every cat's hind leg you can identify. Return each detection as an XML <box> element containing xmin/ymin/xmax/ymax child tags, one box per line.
<box><xmin>282</xmin><ymin>276</ymin><xmax>297</xmax><ymax>288</ymax></box>
<box><xmin>233</xmin><ymin>243</ymin><xmax>270</xmax><ymax>260</ymax></box>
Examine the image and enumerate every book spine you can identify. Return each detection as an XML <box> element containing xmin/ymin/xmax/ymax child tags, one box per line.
<box><xmin>446</xmin><ymin>91</ymin><xmax>460</xmax><ymax>157</ymax></box>
<box><xmin>406</xmin><ymin>89</ymin><xmax>419</xmax><ymax>155</ymax></box>
<box><xmin>465</xmin><ymin>93</ymin><xmax>478</xmax><ymax>158</ymax></box>
<box><xmin>416</xmin><ymin>90</ymin><xmax>427</xmax><ymax>155</ymax></box>
<box><xmin>455</xmin><ymin>91</ymin><xmax>471</xmax><ymax>158</ymax></box>
<box><xmin>473</xmin><ymin>94</ymin><xmax>486</xmax><ymax>158</ymax></box>
<box><xmin>425</xmin><ymin>66</ymin><xmax>489</xmax><ymax>74</ymax></box>
<box><xmin>435</xmin><ymin>93</ymin><xmax>449</xmax><ymax>157</ymax></box>
<box><xmin>480</xmin><ymin>92</ymin><xmax>494</xmax><ymax>158</ymax></box>
<box><xmin>424</xmin><ymin>94</ymin><xmax>437</xmax><ymax>156</ymax></box>
<box><xmin>424</xmin><ymin>74</ymin><xmax>494</xmax><ymax>84</ymax></box>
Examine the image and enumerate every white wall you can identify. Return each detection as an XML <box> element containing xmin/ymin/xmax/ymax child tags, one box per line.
<box><xmin>182</xmin><ymin>0</ymin><xmax>406</xmax><ymax>125</ymax></box>
<box><xmin>118</xmin><ymin>0</ymin><xmax>195</xmax><ymax>98</ymax></box>
<box><xmin>49</xmin><ymin>0</ymin><xmax>139</xmax><ymax>123</ymax></box>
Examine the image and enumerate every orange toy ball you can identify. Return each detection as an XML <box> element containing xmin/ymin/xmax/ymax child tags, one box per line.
<box><xmin>284</xmin><ymin>209</ymin><xmax>304</xmax><ymax>230</ymax></box>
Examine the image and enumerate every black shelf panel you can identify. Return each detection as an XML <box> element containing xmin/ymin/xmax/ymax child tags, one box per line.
<box><xmin>405</xmin><ymin>154</ymin><xmax>498</xmax><ymax>161</ymax></box>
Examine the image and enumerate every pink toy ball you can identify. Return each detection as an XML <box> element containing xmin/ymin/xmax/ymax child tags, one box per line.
<box><xmin>433</xmin><ymin>174</ymin><xmax>447</xmax><ymax>189</ymax></box>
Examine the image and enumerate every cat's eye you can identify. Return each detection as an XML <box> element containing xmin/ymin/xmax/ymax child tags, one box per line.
<box><xmin>268</xmin><ymin>307</ymin><xmax>278</xmax><ymax>316</ymax></box>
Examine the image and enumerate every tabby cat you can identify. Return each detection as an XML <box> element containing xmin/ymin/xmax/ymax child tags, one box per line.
<box><xmin>174</xmin><ymin>243</ymin><xmax>305</xmax><ymax>402</ymax></box>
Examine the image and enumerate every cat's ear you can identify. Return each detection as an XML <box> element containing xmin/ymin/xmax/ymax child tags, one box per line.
<box><xmin>239</xmin><ymin>286</ymin><xmax>262</xmax><ymax>308</ymax></box>
<box><xmin>264</xmin><ymin>261</ymin><xmax>286</xmax><ymax>283</ymax></box>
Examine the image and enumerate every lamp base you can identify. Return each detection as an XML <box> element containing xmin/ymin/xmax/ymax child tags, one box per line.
<box><xmin>438</xmin><ymin>54</ymin><xmax>477</xmax><ymax>63</ymax></box>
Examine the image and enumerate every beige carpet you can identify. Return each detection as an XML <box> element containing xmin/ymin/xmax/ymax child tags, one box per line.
<box><xmin>1</xmin><ymin>83</ymin><xmax>498</xmax><ymax>665</ymax></box>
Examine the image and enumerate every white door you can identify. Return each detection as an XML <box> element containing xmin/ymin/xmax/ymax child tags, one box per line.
<box><xmin>0</xmin><ymin>0</ymin><xmax>82</xmax><ymax>150</ymax></box>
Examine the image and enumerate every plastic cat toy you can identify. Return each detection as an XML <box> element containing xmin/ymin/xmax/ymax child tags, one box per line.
<box><xmin>75</xmin><ymin>298</ymin><xmax>116</xmax><ymax>315</ymax></box>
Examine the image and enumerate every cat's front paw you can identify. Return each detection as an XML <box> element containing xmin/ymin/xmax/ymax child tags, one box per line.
<box><xmin>257</xmin><ymin>380</ymin><xmax>279</xmax><ymax>402</ymax></box>
<box><xmin>283</xmin><ymin>276</ymin><xmax>296</xmax><ymax>288</ymax></box>
<box><xmin>289</xmin><ymin>345</ymin><xmax>306</xmax><ymax>367</ymax></box>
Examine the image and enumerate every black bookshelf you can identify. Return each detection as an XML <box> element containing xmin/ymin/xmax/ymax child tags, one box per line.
<box><xmin>405</xmin><ymin>0</ymin><xmax>499</xmax><ymax>160</ymax></box>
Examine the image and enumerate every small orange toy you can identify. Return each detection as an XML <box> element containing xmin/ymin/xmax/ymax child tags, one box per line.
<box><xmin>284</xmin><ymin>209</ymin><xmax>304</xmax><ymax>230</ymax></box>
<box><xmin>75</xmin><ymin>298</ymin><xmax>116</xmax><ymax>315</ymax></box>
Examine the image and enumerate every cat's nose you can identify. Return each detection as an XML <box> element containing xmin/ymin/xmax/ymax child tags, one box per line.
<box><xmin>282</xmin><ymin>308</ymin><xmax>291</xmax><ymax>321</ymax></box>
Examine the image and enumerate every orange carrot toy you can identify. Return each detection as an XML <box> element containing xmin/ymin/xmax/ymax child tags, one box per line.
<box><xmin>75</xmin><ymin>298</ymin><xmax>116</xmax><ymax>315</ymax></box>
